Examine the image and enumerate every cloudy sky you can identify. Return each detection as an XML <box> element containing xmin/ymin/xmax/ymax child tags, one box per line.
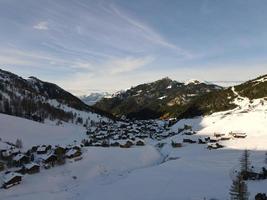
<box><xmin>0</xmin><ymin>0</ymin><xmax>267</xmax><ymax>95</ymax></box>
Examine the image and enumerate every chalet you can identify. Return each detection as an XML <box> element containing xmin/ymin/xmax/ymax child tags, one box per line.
<box><xmin>183</xmin><ymin>131</ymin><xmax>196</xmax><ymax>136</ymax></box>
<box><xmin>24</xmin><ymin>163</ymin><xmax>40</xmax><ymax>174</ymax></box>
<box><xmin>1</xmin><ymin>148</ymin><xmax>20</xmax><ymax>160</ymax></box>
<box><xmin>13</xmin><ymin>153</ymin><xmax>29</xmax><ymax>166</ymax></box>
<box><xmin>2</xmin><ymin>172</ymin><xmax>23</xmax><ymax>189</ymax></box>
<box><xmin>136</xmin><ymin>140</ymin><xmax>145</xmax><ymax>146</ymax></box>
<box><xmin>66</xmin><ymin>149</ymin><xmax>81</xmax><ymax>159</ymax></box>
<box><xmin>229</xmin><ymin>132</ymin><xmax>247</xmax><ymax>138</ymax></box>
<box><xmin>198</xmin><ymin>138</ymin><xmax>206</xmax><ymax>144</ymax></box>
<box><xmin>209</xmin><ymin>137</ymin><xmax>220</xmax><ymax>143</ymax></box>
<box><xmin>183</xmin><ymin>139</ymin><xmax>196</xmax><ymax>144</ymax></box>
<box><xmin>41</xmin><ymin>153</ymin><xmax>57</xmax><ymax>165</ymax></box>
<box><xmin>171</xmin><ymin>141</ymin><xmax>182</xmax><ymax>148</ymax></box>
<box><xmin>207</xmin><ymin>143</ymin><xmax>224</xmax><ymax>150</ymax></box>
<box><xmin>37</xmin><ymin>145</ymin><xmax>48</xmax><ymax>154</ymax></box>
<box><xmin>220</xmin><ymin>136</ymin><xmax>231</xmax><ymax>141</ymax></box>
<box><xmin>214</xmin><ymin>133</ymin><xmax>225</xmax><ymax>138</ymax></box>
<box><xmin>120</xmin><ymin>140</ymin><xmax>134</xmax><ymax>148</ymax></box>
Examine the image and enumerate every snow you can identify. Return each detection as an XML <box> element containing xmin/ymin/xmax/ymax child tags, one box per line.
<box><xmin>184</xmin><ymin>79</ymin><xmax>202</xmax><ymax>85</ymax></box>
<box><xmin>158</xmin><ymin>96</ymin><xmax>167</xmax><ymax>100</ymax></box>
<box><xmin>24</xmin><ymin>163</ymin><xmax>39</xmax><ymax>170</ymax></box>
<box><xmin>0</xmin><ymin>89</ymin><xmax>267</xmax><ymax>199</ymax></box>
<box><xmin>166</xmin><ymin>85</ymin><xmax>172</xmax><ymax>89</ymax></box>
<box><xmin>0</xmin><ymin>113</ymin><xmax>86</xmax><ymax>149</ymax></box>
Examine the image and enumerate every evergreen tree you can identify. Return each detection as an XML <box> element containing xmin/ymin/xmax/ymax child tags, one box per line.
<box><xmin>240</xmin><ymin>150</ymin><xmax>251</xmax><ymax>174</ymax></box>
<box><xmin>229</xmin><ymin>174</ymin><xmax>249</xmax><ymax>200</ymax></box>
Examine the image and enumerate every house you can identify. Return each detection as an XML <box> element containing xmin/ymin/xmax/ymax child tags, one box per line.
<box><xmin>66</xmin><ymin>149</ymin><xmax>81</xmax><ymax>159</ymax></box>
<box><xmin>1</xmin><ymin>149</ymin><xmax>19</xmax><ymax>160</ymax></box>
<box><xmin>198</xmin><ymin>138</ymin><xmax>206</xmax><ymax>144</ymax></box>
<box><xmin>24</xmin><ymin>163</ymin><xmax>40</xmax><ymax>174</ymax></box>
<box><xmin>41</xmin><ymin>153</ymin><xmax>57</xmax><ymax>165</ymax></box>
<box><xmin>214</xmin><ymin>133</ymin><xmax>225</xmax><ymax>138</ymax></box>
<box><xmin>171</xmin><ymin>141</ymin><xmax>182</xmax><ymax>148</ymax></box>
<box><xmin>229</xmin><ymin>132</ymin><xmax>247</xmax><ymax>138</ymax></box>
<box><xmin>37</xmin><ymin>145</ymin><xmax>48</xmax><ymax>154</ymax></box>
<box><xmin>183</xmin><ymin>139</ymin><xmax>196</xmax><ymax>144</ymax></box>
<box><xmin>120</xmin><ymin>140</ymin><xmax>134</xmax><ymax>148</ymax></box>
<box><xmin>209</xmin><ymin>137</ymin><xmax>220</xmax><ymax>143</ymax></box>
<box><xmin>220</xmin><ymin>136</ymin><xmax>231</xmax><ymax>141</ymax></box>
<box><xmin>13</xmin><ymin>153</ymin><xmax>29</xmax><ymax>166</ymax></box>
<box><xmin>136</xmin><ymin>140</ymin><xmax>145</xmax><ymax>146</ymax></box>
<box><xmin>207</xmin><ymin>143</ymin><xmax>224</xmax><ymax>150</ymax></box>
<box><xmin>2</xmin><ymin>172</ymin><xmax>23</xmax><ymax>189</ymax></box>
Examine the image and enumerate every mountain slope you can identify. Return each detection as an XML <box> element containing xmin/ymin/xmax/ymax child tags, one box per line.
<box><xmin>94</xmin><ymin>77</ymin><xmax>223</xmax><ymax>119</ymax></box>
<box><xmin>179</xmin><ymin>74</ymin><xmax>267</xmax><ymax>119</ymax></box>
<box><xmin>0</xmin><ymin>69</ymin><xmax>110</xmax><ymax>125</ymax></box>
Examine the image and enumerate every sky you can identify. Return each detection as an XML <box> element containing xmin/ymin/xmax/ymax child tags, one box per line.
<box><xmin>0</xmin><ymin>0</ymin><xmax>267</xmax><ymax>95</ymax></box>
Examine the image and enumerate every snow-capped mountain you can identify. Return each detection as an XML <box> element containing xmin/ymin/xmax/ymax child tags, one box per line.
<box><xmin>80</xmin><ymin>92</ymin><xmax>111</xmax><ymax>106</ymax></box>
<box><xmin>94</xmin><ymin>77</ymin><xmax>223</xmax><ymax>119</ymax></box>
<box><xmin>0</xmin><ymin>69</ymin><xmax>110</xmax><ymax>126</ymax></box>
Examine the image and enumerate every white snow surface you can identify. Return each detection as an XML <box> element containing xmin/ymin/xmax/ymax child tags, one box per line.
<box><xmin>0</xmin><ymin>113</ymin><xmax>85</xmax><ymax>148</ymax></box>
<box><xmin>0</xmin><ymin>90</ymin><xmax>267</xmax><ymax>199</ymax></box>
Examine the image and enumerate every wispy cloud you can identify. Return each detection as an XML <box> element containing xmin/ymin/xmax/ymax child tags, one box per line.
<box><xmin>110</xmin><ymin>5</ymin><xmax>193</xmax><ymax>58</ymax></box>
<box><xmin>33</xmin><ymin>21</ymin><xmax>49</xmax><ymax>30</ymax></box>
<box><xmin>104</xmin><ymin>56</ymin><xmax>154</xmax><ymax>75</ymax></box>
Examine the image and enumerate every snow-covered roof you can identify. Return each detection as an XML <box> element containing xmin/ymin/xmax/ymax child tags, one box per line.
<box><xmin>37</xmin><ymin>146</ymin><xmax>47</xmax><ymax>152</ymax></box>
<box><xmin>66</xmin><ymin>149</ymin><xmax>78</xmax><ymax>157</ymax></box>
<box><xmin>13</xmin><ymin>153</ymin><xmax>26</xmax><ymax>161</ymax></box>
<box><xmin>24</xmin><ymin>162</ymin><xmax>40</xmax><ymax>170</ymax></box>
<box><xmin>2</xmin><ymin>172</ymin><xmax>23</xmax><ymax>183</ymax></box>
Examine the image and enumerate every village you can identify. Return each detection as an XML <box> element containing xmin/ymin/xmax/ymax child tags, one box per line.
<box><xmin>0</xmin><ymin>118</ymin><xmax>265</xmax><ymax>191</ymax></box>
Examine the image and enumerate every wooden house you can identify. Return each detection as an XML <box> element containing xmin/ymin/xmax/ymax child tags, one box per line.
<box><xmin>13</xmin><ymin>154</ymin><xmax>29</xmax><ymax>166</ymax></box>
<box><xmin>41</xmin><ymin>153</ymin><xmax>57</xmax><ymax>165</ymax></box>
<box><xmin>66</xmin><ymin>149</ymin><xmax>81</xmax><ymax>159</ymax></box>
<box><xmin>136</xmin><ymin>140</ymin><xmax>145</xmax><ymax>146</ymax></box>
<box><xmin>37</xmin><ymin>146</ymin><xmax>48</xmax><ymax>154</ymax></box>
<box><xmin>2</xmin><ymin>172</ymin><xmax>23</xmax><ymax>189</ymax></box>
<box><xmin>24</xmin><ymin>163</ymin><xmax>40</xmax><ymax>174</ymax></box>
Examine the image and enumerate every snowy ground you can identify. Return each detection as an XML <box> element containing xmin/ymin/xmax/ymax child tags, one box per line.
<box><xmin>0</xmin><ymin>94</ymin><xmax>267</xmax><ymax>199</ymax></box>
<box><xmin>0</xmin><ymin>114</ymin><xmax>86</xmax><ymax>148</ymax></box>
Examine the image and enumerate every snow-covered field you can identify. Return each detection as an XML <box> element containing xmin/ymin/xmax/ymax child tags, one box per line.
<box><xmin>0</xmin><ymin>114</ymin><xmax>86</xmax><ymax>148</ymax></box>
<box><xmin>0</xmin><ymin>94</ymin><xmax>267</xmax><ymax>199</ymax></box>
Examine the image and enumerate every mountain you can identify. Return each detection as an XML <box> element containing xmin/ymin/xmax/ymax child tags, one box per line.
<box><xmin>80</xmin><ymin>92</ymin><xmax>111</xmax><ymax>106</ymax></box>
<box><xmin>94</xmin><ymin>77</ymin><xmax>223</xmax><ymax>119</ymax></box>
<box><xmin>178</xmin><ymin>74</ymin><xmax>267</xmax><ymax>119</ymax></box>
<box><xmin>0</xmin><ymin>69</ymin><xmax>112</xmax><ymax>125</ymax></box>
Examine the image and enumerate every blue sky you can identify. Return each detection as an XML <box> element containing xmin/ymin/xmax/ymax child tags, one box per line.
<box><xmin>0</xmin><ymin>0</ymin><xmax>267</xmax><ymax>95</ymax></box>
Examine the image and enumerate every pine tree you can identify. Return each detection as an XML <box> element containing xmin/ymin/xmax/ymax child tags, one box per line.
<box><xmin>240</xmin><ymin>150</ymin><xmax>251</xmax><ymax>173</ymax></box>
<box><xmin>229</xmin><ymin>174</ymin><xmax>249</xmax><ymax>200</ymax></box>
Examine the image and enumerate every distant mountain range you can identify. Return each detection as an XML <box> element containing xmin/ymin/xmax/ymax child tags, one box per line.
<box><xmin>1</xmin><ymin>68</ymin><xmax>266</xmax><ymax>122</ymax></box>
<box><xmin>80</xmin><ymin>92</ymin><xmax>111</xmax><ymax>106</ymax></box>
<box><xmin>94</xmin><ymin>75</ymin><xmax>267</xmax><ymax>120</ymax></box>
